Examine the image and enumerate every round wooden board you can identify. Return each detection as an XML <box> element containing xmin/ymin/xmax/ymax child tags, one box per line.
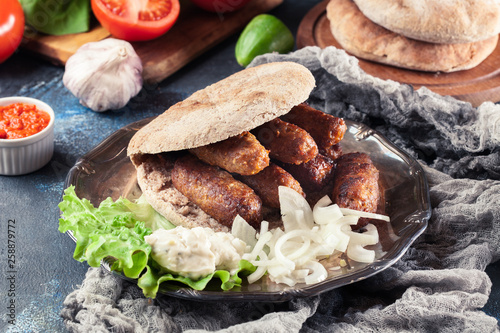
<box><xmin>296</xmin><ymin>0</ymin><xmax>500</xmax><ymax>107</ymax></box>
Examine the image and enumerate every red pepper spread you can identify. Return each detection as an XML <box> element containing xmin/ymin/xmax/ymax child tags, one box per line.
<box><xmin>0</xmin><ymin>103</ymin><xmax>51</xmax><ymax>139</ymax></box>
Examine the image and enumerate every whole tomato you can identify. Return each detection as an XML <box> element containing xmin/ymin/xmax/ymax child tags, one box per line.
<box><xmin>190</xmin><ymin>0</ymin><xmax>253</xmax><ymax>13</ymax></box>
<box><xmin>91</xmin><ymin>0</ymin><xmax>180</xmax><ymax>41</ymax></box>
<box><xmin>0</xmin><ymin>0</ymin><xmax>25</xmax><ymax>64</ymax></box>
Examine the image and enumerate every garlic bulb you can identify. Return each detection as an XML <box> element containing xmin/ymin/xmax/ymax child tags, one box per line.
<box><xmin>63</xmin><ymin>38</ymin><xmax>143</xmax><ymax>112</ymax></box>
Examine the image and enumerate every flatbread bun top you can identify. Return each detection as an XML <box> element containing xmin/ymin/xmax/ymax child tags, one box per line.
<box><xmin>326</xmin><ymin>0</ymin><xmax>499</xmax><ymax>72</ymax></box>
<box><xmin>127</xmin><ymin>62</ymin><xmax>316</xmax><ymax>158</ymax></box>
<box><xmin>353</xmin><ymin>0</ymin><xmax>500</xmax><ymax>44</ymax></box>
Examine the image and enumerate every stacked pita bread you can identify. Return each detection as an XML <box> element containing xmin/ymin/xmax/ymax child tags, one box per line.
<box><xmin>326</xmin><ymin>0</ymin><xmax>500</xmax><ymax>72</ymax></box>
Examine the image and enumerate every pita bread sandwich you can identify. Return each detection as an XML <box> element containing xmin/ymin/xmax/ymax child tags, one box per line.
<box><xmin>127</xmin><ymin>62</ymin><xmax>320</xmax><ymax>232</ymax></box>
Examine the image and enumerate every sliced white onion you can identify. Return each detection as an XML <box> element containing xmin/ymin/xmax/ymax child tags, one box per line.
<box><xmin>313</xmin><ymin>196</ymin><xmax>343</xmax><ymax>224</ymax></box>
<box><xmin>304</xmin><ymin>261</ymin><xmax>328</xmax><ymax>284</ymax></box>
<box><xmin>231</xmin><ymin>215</ymin><xmax>257</xmax><ymax>248</ymax></box>
<box><xmin>285</xmin><ymin>237</ymin><xmax>311</xmax><ymax>260</ymax></box>
<box><xmin>314</xmin><ymin>194</ymin><xmax>332</xmax><ymax>208</ymax></box>
<box><xmin>267</xmin><ymin>264</ymin><xmax>293</xmax><ymax>280</ymax></box>
<box><xmin>321</xmin><ymin>216</ymin><xmax>358</xmax><ymax>252</ymax></box>
<box><xmin>250</xmin><ymin>258</ymin><xmax>279</xmax><ymax>267</ymax></box>
<box><xmin>292</xmin><ymin>269</ymin><xmax>310</xmax><ymax>281</ymax></box>
<box><xmin>259</xmin><ymin>220</ymin><xmax>269</xmax><ymax>236</ymax></box>
<box><xmin>242</xmin><ymin>231</ymin><xmax>272</xmax><ymax>262</ymax></box>
<box><xmin>279</xmin><ymin>186</ymin><xmax>314</xmax><ymax>231</ymax></box>
<box><xmin>346</xmin><ymin>244</ymin><xmax>376</xmax><ymax>263</ymax></box>
<box><xmin>309</xmin><ymin>237</ymin><xmax>338</xmax><ymax>258</ymax></box>
<box><xmin>239</xmin><ymin>189</ymin><xmax>387</xmax><ymax>287</ymax></box>
<box><xmin>337</xmin><ymin>215</ymin><xmax>361</xmax><ymax>225</ymax></box>
<box><xmin>346</xmin><ymin>223</ymin><xmax>379</xmax><ymax>245</ymax></box>
<box><xmin>270</xmin><ymin>274</ymin><xmax>296</xmax><ymax>287</ymax></box>
<box><xmin>267</xmin><ymin>227</ymin><xmax>284</xmax><ymax>258</ymax></box>
<box><xmin>274</xmin><ymin>230</ymin><xmax>308</xmax><ymax>271</ymax></box>
<box><xmin>339</xmin><ymin>208</ymin><xmax>390</xmax><ymax>222</ymax></box>
<box><xmin>293</xmin><ymin>209</ymin><xmax>311</xmax><ymax>230</ymax></box>
<box><xmin>247</xmin><ymin>250</ymin><xmax>268</xmax><ymax>284</ymax></box>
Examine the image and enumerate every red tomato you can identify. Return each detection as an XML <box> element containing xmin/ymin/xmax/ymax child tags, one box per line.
<box><xmin>190</xmin><ymin>0</ymin><xmax>252</xmax><ymax>13</ymax></box>
<box><xmin>91</xmin><ymin>0</ymin><xmax>180</xmax><ymax>41</ymax></box>
<box><xmin>0</xmin><ymin>0</ymin><xmax>25</xmax><ymax>64</ymax></box>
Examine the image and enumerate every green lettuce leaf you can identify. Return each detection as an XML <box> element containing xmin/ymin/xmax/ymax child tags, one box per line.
<box><xmin>121</xmin><ymin>195</ymin><xmax>177</xmax><ymax>232</ymax></box>
<box><xmin>58</xmin><ymin>186</ymin><xmax>256</xmax><ymax>298</ymax></box>
<box><xmin>138</xmin><ymin>259</ymin><xmax>256</xmax><ymax>298</ymax></box>
<box><xmin>20</xmin><ymin>0</ymin><xmax>91</xmax><ymax>35</ymax></box>
<box><xmin>58</xmin><ymin>186</ymin><xmax>154</xmax><ymax>278</ymax></box>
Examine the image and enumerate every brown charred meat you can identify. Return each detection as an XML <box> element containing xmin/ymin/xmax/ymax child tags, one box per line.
<box><xmin>252</xmin><ymin>118</ymin><xmax>318</xmax><ymax>165</ymax></box>
<box><xmin>239</xmin><ymin>163</ymin><xmax>305</xmax><ymax>208</ymax></box>
<box><xmin>171</xmin><ymin>154</ymin><xmax>263</xmax><ymax>228</ymax></box>
<box><xmin>190</xmin><ymin>131</ymin><xmax>269</xmax><ymax>176</ymax></box>
<box><xmin>281</xmin><ymin>154</ymin><xmax>335</xmax><ymax>192</ymax></box>
<box><xmin>281</xmin><ymin>103</ymin><xmax>347</xmax><ymax>149</ymax></box>
<box><xmin>320</xmin><ymin>143</ymin><xmax>343</xmax><ymax>161</ymax></box>
<box><xmin>332</xmin><ymin>152</ymin><xmax>380</xmax><ymax>215</ymax></box>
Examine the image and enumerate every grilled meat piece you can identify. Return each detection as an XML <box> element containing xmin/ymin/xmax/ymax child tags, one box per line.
<box><xmin>281</xmin><ymin>154</ymin><xmax>336</xmax><ymax>192</ymax></box>
<box><xmin>172</xmin><ymin>154</ymin><xmax>263</xmax><ymax>228</ymax></box>
<box><xmin>190</xmin><ymin>131</ymin><xmax>269</xmax><ymax>176</ymax></box>
<box><xmin>253</xmin><ymin>118</ymin><xmax>318</xmax><ymax>165</ymax></box>
<box><xmin>281</xmin><ymin>103</ymin><xmax>347</xmax><ymax>150</ymax></box>
<box><xmin>332</xmin><ymin>152</ymin><xmax>380</xmax><ymax>226</ymax></box>
<box><xmin>239</xmin><ymin>162</ymin><xmax>305</xmax><ymax>208</ymax></box>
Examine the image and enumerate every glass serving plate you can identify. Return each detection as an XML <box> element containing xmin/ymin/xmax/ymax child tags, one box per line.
<box><xmin>64</xmin><ymin>118</ymin><xmax>431</xmax><ymax>302</ymax></box>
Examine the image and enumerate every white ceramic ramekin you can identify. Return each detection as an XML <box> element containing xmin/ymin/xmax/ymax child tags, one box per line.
<box><xmin>0</xmin><ymin>97</ymin><xmax>55</xmax><ymax>176</ymax></box>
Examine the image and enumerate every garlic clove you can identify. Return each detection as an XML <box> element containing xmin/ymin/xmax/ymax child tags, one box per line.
<box><xmin>63</xmin><ymin>38</ymin><xmax>143</xmax><ymax>112</ymax></box>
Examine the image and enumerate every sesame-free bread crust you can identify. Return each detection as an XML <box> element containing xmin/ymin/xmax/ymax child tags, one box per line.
<box><xmin>128</xmin><ymin>62</ymin><xmax>316</xmax><ymax>229</ymax></box>
<box><xmin>127</xmin><ymin>62</ymin><xmax>316</xmax><ymax>157</ymax></box>
<box><xmin>353</xmin><ymin>0</ymin><xmax>500</xmax><ymax>44</ymax></box>
<box><xmin>326</xmin><ymin>0</ymin><xmax>499</xmax><ymax>72</ymax></box>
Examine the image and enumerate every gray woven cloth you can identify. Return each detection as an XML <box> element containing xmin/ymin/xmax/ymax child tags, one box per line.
<box><xmin>61</xmin><ymin>46</ymin><xmax>500</xmax><ymax>332</ymax></box>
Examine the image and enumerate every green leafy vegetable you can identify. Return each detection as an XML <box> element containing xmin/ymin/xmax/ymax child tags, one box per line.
<box><xmin>235</xmin><ymin>14</ymin><xmax>295</xmax><ymax>67</ymax></box>
<box><xmin>58</xmin><ymin>186</ymin><xmax>256</xmax><ymax>298</ymax></box>
<box><xmin>58</xmin><ymin>186</ymin><xmax>155</xmax><ymax>278</ymax></box>
<box><xmin>20</xmin><ymin>0</ymin><xmax>91</xmax><ymax>35</ymax></box>
<box><xmin>138</xmin><ymin>259</ymin><xmax>256</xmax><ymax>298</ymax></box>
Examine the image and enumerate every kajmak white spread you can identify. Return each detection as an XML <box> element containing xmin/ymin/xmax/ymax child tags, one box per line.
<box><xmin>144</xmin><ymin>226</ymin><xmax>246</xmax><ymax>280</ymax></box>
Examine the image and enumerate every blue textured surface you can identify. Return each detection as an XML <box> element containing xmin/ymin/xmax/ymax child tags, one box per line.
<box><xmin>485</xmin><ymin>264</ymin><xmax>500</xmax><ymax>322</ymax></box>
<box><xmin>0</xmin><ymin>3</ymin><xmax>321</xmax><ymax>331</ymax></box>
<box><xmin>0</xmin><ymin>25</ymin><xmax>240</xmax><ymax>333</ymax></box>
<box><xmin>0</xmin><ymin>0</ymin><xmax>498</xmax><ymax>330</ymax></box>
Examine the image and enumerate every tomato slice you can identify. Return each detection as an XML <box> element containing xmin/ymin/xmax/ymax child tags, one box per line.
<box><xmin>91</xmin><ymin>0</ymin><xmax>180</xmax><ymax>41</ymax></box>
<box><xmin>0</xmin><ymin>0</ymin><xmax>25</xmax><ymax>63</ymax></box>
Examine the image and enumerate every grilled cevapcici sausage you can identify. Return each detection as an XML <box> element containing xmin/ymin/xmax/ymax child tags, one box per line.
<box><xmin>320</xmin><ymin>143</ymin><xmax>343</xmax><ymax>161</ymax></box>
<box><xmin>171</xmin><ymin>154</ymin><xmax>263</xmax><ymax>228</ymax></box>
<box><xmin>281</xmin><ymin>103</ymin><xmax>347</xmax><ymax>150</ymax></box>
<box><xmin>252</xmin><ymin>118</ymin><xmax>318</xmax><ymax>165</ymax></box>
<box><xmin>281</xmin><ymin>154</ymin><xmax>336</xmax><ymax>192</ymax></box>
<box><xmin>331</xmin><ymin>152</ymin><xmax>380</xmax><ymax>226</ymax></box>
<box><xmin>176</xmin><ymin>105</ymin><xmax>349</xmax><ymax>227</ymax></box>
<box><xmin>190</xmin><ymin>131</ymin><xmax>269</xmax><ymax>176</ymax></box>
<box><xmin>239</xmin><ymin>163</ymin><xmax>305</xmax><ymax>208</ymax></box>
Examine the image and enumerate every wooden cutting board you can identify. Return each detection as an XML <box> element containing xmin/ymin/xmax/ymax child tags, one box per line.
<box><xmin>21</xmin><ymin>0</ymin><xmax>283</xmax><ymax>83</ymax></box>
<box><xmin>296</xmin><ymin>0</ymin><xmax>500</xmax><ymax>107</ymax></box>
